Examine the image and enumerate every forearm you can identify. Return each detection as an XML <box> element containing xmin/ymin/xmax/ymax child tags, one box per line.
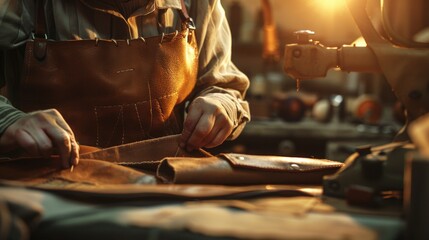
<box><xmin>0</xmin><ymin>95</ymin><xmax>27</xmax><ymax>136</ymax></box>
<box><xmin>192</xmin><ymin>0</ymin><xmax>251</xmax><ymax>139</ymax></box>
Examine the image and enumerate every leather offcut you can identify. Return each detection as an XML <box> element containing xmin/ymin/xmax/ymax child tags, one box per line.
<box><xmin>0</xmin><ymin>135</ymin><xmax>342</xmax><ymax>200</ymax></box>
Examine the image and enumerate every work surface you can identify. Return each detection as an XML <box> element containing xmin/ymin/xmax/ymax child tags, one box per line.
<box><xmin>216</xmin><ymin>119</ymin><xmax>398</xmax><ymax>160</ymax></box>
<box><xmin>0</xmin><ymin>184</ymin><xmax>404</xmax><ymax>240</ymax></box>
<box><xmin>0</xmin><ymin>135</ymin><xmax>405</xmax><ymax>239</ymax></box>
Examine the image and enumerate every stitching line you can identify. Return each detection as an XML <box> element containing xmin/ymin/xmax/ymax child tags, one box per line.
<box><xmin>134</xmin><ymin>103</ymin><xmax>146</xmax><ymax>139</ymax></box>
<box><xmin>94</xmin><ymin>92</ymin><xmax>178</xmax><ymax>109</ymax></box>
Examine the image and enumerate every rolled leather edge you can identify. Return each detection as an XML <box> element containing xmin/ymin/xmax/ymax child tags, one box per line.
<box><xmin>156</xmin><ymin>154</ymin><xmax>343</xmax><ymax>185</ymax></box>
<box><xmin>157</xmin><ymin>157</ymin><xmax>233</xmax><ymax>184</ymax></box>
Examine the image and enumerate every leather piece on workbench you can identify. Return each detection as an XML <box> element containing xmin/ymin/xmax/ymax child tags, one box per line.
<box><xmin>79</xmin><ymin>134</ymin><xmax>213</xmax><ymax>172</ymax></box>
<box><xmin>156</xmin><ymin>153</ymin><xmax>343</xmax><ymax>185</ymax></box>
<box><xmin>0</xmin><ymin>134</ymin><xmax>340</xmax><ymax>199</ymax></box>
<box><xmin>0</xmin><ymin>157</ymin><xmax>156</xmax><ymax>186</ymax></box>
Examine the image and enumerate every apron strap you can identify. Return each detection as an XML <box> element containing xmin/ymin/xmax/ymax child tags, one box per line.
<box><xmin>180</xmin><ymin>0</ymin><xmax>190</xmax><ymax>20</ymax></box>
<box><xmin>32</xmin><ymin>0</ymin><xmax>194</xmax><ymax>37</ymax></box>
<box><xmin>33</xmin><ymin>0</ymin><xmax>47</xmax><ymax>39</ymax></box>
<box><xmin>179</xmin><ymin>0</ymin><xmax>195</xmax><ymax>30</ymax></box>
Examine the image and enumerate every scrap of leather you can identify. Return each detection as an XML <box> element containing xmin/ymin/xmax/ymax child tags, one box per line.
<box><xmin>156</xmin><ymin>154</ymin><xmax>343</xmax><ymax>185</ymax></box>
<box><xmin>0</xmin><ymin>135</ymin><xmax>340</xmax><ymax>200</ymax></box>
<box><xmin>79</xmin><ymin>134</ymin><xmax>212</xmax><ymax>172</ymax></box>
<box><xmin>0</xmin><ymin>157</ymin><xmax>156</xmax><ymax>186</ymax></box>
<box><xmin>0</xmin><ymin>181</ymin><xmax>319</xmax><ymax>201</ymax></box>
<box><xmin>0</xmin><ymin>135</ymin><xmax>196</xmax><ymax>187</ymax></box>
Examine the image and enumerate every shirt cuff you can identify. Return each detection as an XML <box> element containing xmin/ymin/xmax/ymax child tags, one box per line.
<box><xmin>199</xmin><ymin>92</ymin><xmax>250</xmax><ymax>140</ymax></box>
<box><xmin>0</xmin><ymin>98</ymin><xmax>27</xmax><ymax>136</ymax></box>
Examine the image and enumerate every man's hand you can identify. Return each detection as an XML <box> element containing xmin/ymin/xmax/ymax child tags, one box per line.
<box><xmin>180</xmin><ymin>96</ymin><xmax>234</xmax><ymax>151</ymax></box>
<box><xmin>0</xmin><ymin>109</ymin><xmax>79</xmax><ymax>168</ymax></box>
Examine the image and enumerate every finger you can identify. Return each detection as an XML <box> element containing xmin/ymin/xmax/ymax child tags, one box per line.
<box><xmin>24</xmin><ymin>127</ymin><xmax>54</xmax><ymax>158</ymax></box>
<box><xmin>54</xmin><ymin>114</ymin><xmax>75</xmax><ymax>137</ymax></box>
<box><xmin>51</xmin><ymin>110</ymin><xmax>79</xmax><ymax>166</ymax></box>
<box><xmin>44</xmin><ymin>127</ymin><xmax>72</xmax><ymax>168</ymax></box>
<box><xmin>185</xmin><ymin>113</ymin><xmax>215</xmax><ymax>151</ymax></box>
<box><xmin>198</xmin><ymin>120</ymin><xmax>222</xmax><ymax>148</ymax></box>
<box><xmin>70</xmin><ymin>139</ymin><xmax>80</xmax><ymax>166</ymax></box>
<box><xmin>180</xmin><ymin>107</ymin><xmax>203</xmax><ymax>148</ymax></box>
<box><xmin>205</xmin><ymin>127</ymin><xmax>232</xmax><ymax>148</ymax></box>
<box><xmin>15</xmin><ymin>129</ymin><xmax>39</xmax><ymax>156</ymax></box>
<box><xmin>200</xmin><ymin>113</ymin><xmax>233</xmax><ymax>148</ymax></box>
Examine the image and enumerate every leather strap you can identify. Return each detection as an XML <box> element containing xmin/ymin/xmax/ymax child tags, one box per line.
<box><xmin>179</xmin><ymin>0</ymin><xmax>195</xmax><ymax>30</ymax></box>
<box><xmin>33</xmin><ymin>0</ymin><xmax>193</xmax><ymax>36</ymax></box>
<box><xmin>33</xmin><ymin>0</ymin><xmax>47</xmax><ymax>38</ymax></box>
<box><xmin>179</xmin><ymin>0</ymin><xmax>190</xmax><ymax>20</ymax></box>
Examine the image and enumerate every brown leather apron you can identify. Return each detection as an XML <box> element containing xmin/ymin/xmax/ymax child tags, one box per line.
<box><xmin>11</xmin><ymin>0</ymin><xmax>198</xmax><ymax>147</ymax></box>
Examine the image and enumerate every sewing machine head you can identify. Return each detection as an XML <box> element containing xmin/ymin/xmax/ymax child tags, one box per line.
<box><xmin>283</xmin><ymin>0</ymin><xmax>429</xmax><ymax>201</ymax></box>
<box><xmin>284</xmin><ymin>0</ymin><xmax>429</xmax><ymax>140</ymax></box>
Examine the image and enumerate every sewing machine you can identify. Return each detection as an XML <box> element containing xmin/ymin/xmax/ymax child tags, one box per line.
<box><xmin>283</xmin><ymin>0</ymin><xmax>429</xmax><ymax>238</ymax></box>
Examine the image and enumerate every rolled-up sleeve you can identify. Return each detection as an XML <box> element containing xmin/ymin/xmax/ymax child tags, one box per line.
<box><xmin>0</xmin><ymin>96</ymin><xmax>26</xmax><ymax>136</ymax></box>
<box><xmin>0</xmin><ymin>0</ymin><xmax>33</xmax><ymax>49</ymax></box>
<box><xmin>0</xmin><ymin>1</ymin><xmax>32</xmax><ymax>136</ymax></box>
<box><xmin>192</xmin><ymin>0</ymin><xmax>250</xmax><ymax>140</ymax></box>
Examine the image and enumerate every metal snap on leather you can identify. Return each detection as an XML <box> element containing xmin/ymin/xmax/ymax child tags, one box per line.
<box><xmin>290</xmin><ymin>163</ymin><xmax>300</xmax><ymax>170</ymax></box>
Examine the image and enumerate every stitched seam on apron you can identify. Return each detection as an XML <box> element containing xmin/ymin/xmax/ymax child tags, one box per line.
<box><xmin>156</xmin><ymin>99</ymin><xmax>170</xmax><ymax>134</ymax></box>
<box><xmin>155</xmin><ymin>99</ymin><xmax>165</xmax><ymax>121</ymax></box>
<box><xmin>24</xmin><ymin>45</ymin><xmax>33</xmax><ymax>86</ymax></box>
<box><xmin>92</xmin><ymin>92</ymin><xmax>178</xmax><ymax>108</ymax></box>
<box><xmin>94</xmin><ymin>107</ymin><xmax>100</xmax><ymax>146</ymax></box>
<box><xmin>94</xmin><ymin>105</ymin><xmax>124</xmax><ymax>147</ymax></box>
<box><xmin>134</xmin><ymin>103</ymin><xmax>146</xmax><ymax>139</ymax></box>
<box><xmin>106</xmin><ymin>105</ymin><xmax>123</xmax><ymax>146</ymax></box>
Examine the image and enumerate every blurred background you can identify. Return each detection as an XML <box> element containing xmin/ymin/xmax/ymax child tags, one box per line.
<box><xmin>213</xmin><ymin>0</ymin><xmax>406</xmax><ymax>161</ymax></box>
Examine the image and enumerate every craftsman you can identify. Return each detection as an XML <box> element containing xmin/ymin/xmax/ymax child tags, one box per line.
<box><xmin>0</xmin><ymin>0</ymin><xmax>250</xmax><ymax>168</ymax></box>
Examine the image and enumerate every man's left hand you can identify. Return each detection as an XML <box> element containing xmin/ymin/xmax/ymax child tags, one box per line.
<box><xmin>180</xmin><ymin>96</ymin><xmax>233</xmax><ymax>151</ymax></box>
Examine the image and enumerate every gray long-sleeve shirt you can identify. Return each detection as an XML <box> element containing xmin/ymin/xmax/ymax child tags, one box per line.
<box><xmin>0</xmin><ymin>0</ymin><xmax>250</xmax><ymax>140</ymax></box>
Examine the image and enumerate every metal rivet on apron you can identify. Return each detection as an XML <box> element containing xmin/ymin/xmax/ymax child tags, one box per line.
<box><xmin>139</xmin><ymin>37</ymin><xmax>146</xmax><ymax>44</ymax></box>
<box><xmin>160</xmin><ymin>33</ymin><xmax>165</xmax><ymax>44</ymax></box>
<box><xmin>173</xmin><ymin>30</ymin><xmax>179</xmax><ymax>40</ymax></box>
<box><xmin>112</xmin><ymin>39</ymin><xmax>118</xmax><ymax>47</ymax></box>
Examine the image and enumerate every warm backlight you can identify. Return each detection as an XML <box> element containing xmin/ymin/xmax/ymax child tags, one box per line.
<box><xmin>316</xmin><ymin>0</ymin><xmax>344</xmax><ymax>11</ymax></box>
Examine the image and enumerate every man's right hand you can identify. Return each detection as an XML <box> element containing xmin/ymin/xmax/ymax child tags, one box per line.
<box><xmin>0</xmin><ymin>109</ymin><xmax>79</xmax><ymax>168</ymax></box>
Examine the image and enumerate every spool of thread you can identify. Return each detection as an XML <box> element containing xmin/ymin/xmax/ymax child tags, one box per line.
<box><xmin>349</xmin><ymin>95</ymin><xmax>382</xmax><ymax>124</ymax></box>
<box><xmin>312</xmin><ymin>98</ymin><xmax>333</xmax><ymax>123</ymax></box>
<box><xmin>277</xmin><ymin>96</ymin><xmax>306</xmax><ymax>122</ymax></box>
